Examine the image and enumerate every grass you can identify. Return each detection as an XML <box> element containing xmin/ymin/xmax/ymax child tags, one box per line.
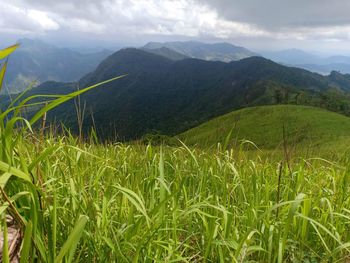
<box><xmin>177</xmin><ymin>104</ymin><xmax>350</xmax><ymax>150</ymax></box>
<box><xmin>0</xmin><ymin>43</ymin><xmax>126</xmax><ymax>262</ymax></box>
<box><xmin>3</xmin><ymin>136</ymin><xmax>350</xmax><ymax>262</ymax></box>
<box><xmin>2</xmin><ymin>44</ymin><xmax>350</xmax><ymax>262</ymax></box>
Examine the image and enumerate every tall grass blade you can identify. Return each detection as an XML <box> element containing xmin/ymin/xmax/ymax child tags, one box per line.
<box><xmin>20</xmin><ymin>220</ymin><xmax>33</xmax><ymax>263</ymax></box>
<box><xmin>2</xmin><ymin>216</ymin><xmax>9</xmax><ymax>263</ymax></box>
<box><xmin>0</xmin><ymin>61</ymin><xmax>7</xmax><ymax>90</ymax></box>
<box><xmin>29</xmin><ymin>75</ymin><xmax>127</xmax><ymax>125</ymax></box>
<box><xmin>0</xmin><ymin>161</ymin><xmax>31</xmax><ymax>183</ymax></box>
<box><xmin>0</xmin><ymin>44</ymin><xmax>19</xmax><ymax>60</ymax></box>
<box><xmin>54</xmin><ymin>215</ymin><xmax>88</xmax><ymax>263</ymax></box>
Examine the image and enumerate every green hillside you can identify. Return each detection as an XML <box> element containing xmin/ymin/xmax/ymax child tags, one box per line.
<box><xmin>178</xmin><ymin>105</ymin><xmax>350</xmax><ymax>149</ymax></box>
<box><xmin>18</xmin><ymin>48</ymin><xmax>350</xmax><ymax>140</ymax></box>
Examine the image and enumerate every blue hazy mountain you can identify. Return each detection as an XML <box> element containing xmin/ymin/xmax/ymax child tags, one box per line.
<box><xmin>143</xmin><ymin>41</ymin><xmax>258</xmax><ymax>62</ymax></box>
<box><xmin>262</xmin><ymin>49</ymin><xmax>350</xmax><ymax>75</ymax></box>
<box><xmin>3</xmin><ymin>38</ymin><xmax>112</xmax><ymax>93</ymax></box>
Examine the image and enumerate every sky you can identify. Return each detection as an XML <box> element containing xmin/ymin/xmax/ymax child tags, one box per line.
<box><xmin>1</xmin><ymin>0</ymin><xmax>350</xmax><ymax>54</ymax></box>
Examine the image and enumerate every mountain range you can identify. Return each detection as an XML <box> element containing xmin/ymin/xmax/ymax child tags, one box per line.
<box><xmin>142</xmin><ymin>42</ymin><xmax>350</xmax><ymax>75</ymax></box>
<box><xmin>12</xmin><ymin>47</ymin><xmax>350</xmax><ymax>141</ymax></box>
<box><xmin>3</xmin><ymin>38</ymin><xmax>112</xmax><ymax>93</ymax></box>
<box><xmin>142</xmin><ymin>41</ymin><xmax>258</xmax><ymax>62</ymax></box>
<box><xmin>262</xmin><ymin>49</ymin><xmax>350</xmax><ymax>75</ymax></box>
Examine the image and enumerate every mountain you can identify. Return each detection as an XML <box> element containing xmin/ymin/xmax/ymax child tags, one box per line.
<box><xmin>262</xmin><ymin>49</ymin><xmax>320</xmax><ymax>65</ymax></box>
<box><xmin>141</xmin><ymin>47</ymin><xmax>189</xmax><ymax>61</ymax></box>
<box><xmin>294</xmin><ymin>64</ymin><xmax>350</xmax><ymax>75</ymax></box>
<box><xmin>3</xmin><ymin>38</ymin><xmax>112</xmax><ymax>93</ymax></box>
<box><xmin>325</xmin><ymin>55</ymin><xmax>350</xmax><ymax>64</ymax></box>
<box><xmin>262</xmin><ymin>49</ymin><xmax>350</xmax><ymax>74</ymax></box>
<box><xmin>18</xmin><ymin>48</ymin><xmax>350</xmax><ymax>140</ymax></box>
<box><xmin>177</xmin><ymin>105</ymin><xmax>350</xmax><ymax>149</ymax></box>
<box><xmin>143</xmin><ymin>41</ymin><xmax>258</xmax><ymax>62</ymax></box>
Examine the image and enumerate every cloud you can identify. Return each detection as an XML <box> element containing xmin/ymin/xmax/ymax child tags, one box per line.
<box><xmin>195</xmin><ymin>0</ymin><xmax>350</xmax><ymax>41</ymax></box>
<box><xmin>27</xmin><ymin>10</ymin><xmax>60</xmax><ymax>30</ymax></box>
<box><xmin>1</xmin><ymin>0</ymin><xmax>350</xmax><ymax>52</ymax></box>
<box><xmin>196</xmin><ymin>0</ymin><xmax>350</xmax><ymax>29</ymax></box>
<box><xmin>1</xmin><ymin>0</ymin><xmax>269</xmax><ymax>39</ymax></box>
<box><xmin>0</xmin><ymin>3</ymin><xmax>47</xmax><ymax>34</ymax></box>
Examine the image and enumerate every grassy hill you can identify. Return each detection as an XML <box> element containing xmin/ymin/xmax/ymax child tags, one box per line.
<box><xmin>178</xmin><ymin>105</ymin><xmax>350</xmax><ymax>149</ymax></box>
<box><xmin>18</xmin><ymin>48</ymin><xmax>350</xmax><ymax>140</ymax></box>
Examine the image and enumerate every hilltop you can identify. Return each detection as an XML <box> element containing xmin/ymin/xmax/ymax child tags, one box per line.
<box><xmin>178</xmin><ymin>105</ymin><xmax>350</xmax><ymax>149</ymax></box>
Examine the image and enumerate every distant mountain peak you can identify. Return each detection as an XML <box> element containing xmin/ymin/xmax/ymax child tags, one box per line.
<box><xmin>17</xmin><ymin>38</ymin><xmax>53</xmax><ymax>47</ymax></box>
<box><xmin>141</xmin><ymin>46</ymin><xmax>189</xmax><ymax>61</ymax></box>
<box><xmin>142</xmin><ymin>41</ymin><xmax>258</xmax><ymax>62</ymax></box>
<box><xmin>4</xmin><ymin>38</ymin><xmax>112</xmax><ymax>93</ymax></box>
<box><xmin>262</xmin><ymin>49</ymin><xmax>350</xmax><ymax>75</ymax></box>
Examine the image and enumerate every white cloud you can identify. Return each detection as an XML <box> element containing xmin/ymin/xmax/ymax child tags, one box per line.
<box><xmin>57</xmin><ymin>17</ymin><xmax>105</xmax><ymax>33</ymax></box>
<box><xmin>0</xmin><ymin>0</ymin><xmax>269</xmax><ymax>39</ymax></box>
<box><xmin>0</xmin><ymin>2</ymin><xmax>60</xmax><ymax>34</ymax></box>
<box><xmin>27</xmin><ymin>10</ymin><xmax>60</xmax><ymax>30</ymax></box>
<box><xmin>2</xmin><ymin>0</ymin><xmax>350</xmax><ymax>52</ymax></box>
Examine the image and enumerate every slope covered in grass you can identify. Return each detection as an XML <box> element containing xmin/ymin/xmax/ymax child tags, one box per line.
<box><xmin>178</xmin><ymin>105</ymin><xmax>350</xmax><ymax>149</ymax></box>
<box><xmin>20</xmin><ymin>48</ymin><xmax>350</xmax><ymax>140</ymax></box>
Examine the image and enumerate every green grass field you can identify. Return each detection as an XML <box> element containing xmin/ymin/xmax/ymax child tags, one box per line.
<box><xmin>3</xmin><ymin>136</ymin><xmax>350</xmax><ymax>262</ymax></box>
<box><xmin>178</xmin><ymin>105</ymin><xmax>350</xmax><ymax>151</ymax></box>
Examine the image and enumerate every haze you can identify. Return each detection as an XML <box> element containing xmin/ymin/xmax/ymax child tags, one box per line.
<box><xmin>1</xmin><ymin>0</ymin><xmax>350</xmax><ymax>55</ymax></box>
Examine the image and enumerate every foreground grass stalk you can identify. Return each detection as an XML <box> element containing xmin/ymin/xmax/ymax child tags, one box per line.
<box><xmin>0</xmin><ymin>43</ymin><xmax>125</xmax><ymax>262</ymax></box>
<box><xmin>5</xmin><ymin>138</ymin><xmax>344</xmax><ymax>262</ymax></box>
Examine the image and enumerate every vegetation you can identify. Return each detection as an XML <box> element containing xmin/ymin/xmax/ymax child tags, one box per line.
<box><xmin>11</xmin><ymin>48</ymin><xmax>350</xmax><ymax>141</ymax></box>
<box><xmin>3</xmin><ymin>43</ymin><xmax>350</xmax><ymax>262</ymax></box>
<box><xmin>178</xmin><ymin>104</ymin><xmax>350</xmax><ymax>149</ymax></box>
<box><xmin>3</xmin><ymin>134</ymin><xmax>350</xmax><ymax>262</ymax></box>
<box><xmin>0</xmin><ymin>43</ymin><xmax>124</xmax><ymax>262</ymax></box>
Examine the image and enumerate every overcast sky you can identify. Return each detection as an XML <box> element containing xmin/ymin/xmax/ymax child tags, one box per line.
<box><xmin>1</xmin><ymin>0</ymin><xmax>350</xmax><ymax>54</ymax></box>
